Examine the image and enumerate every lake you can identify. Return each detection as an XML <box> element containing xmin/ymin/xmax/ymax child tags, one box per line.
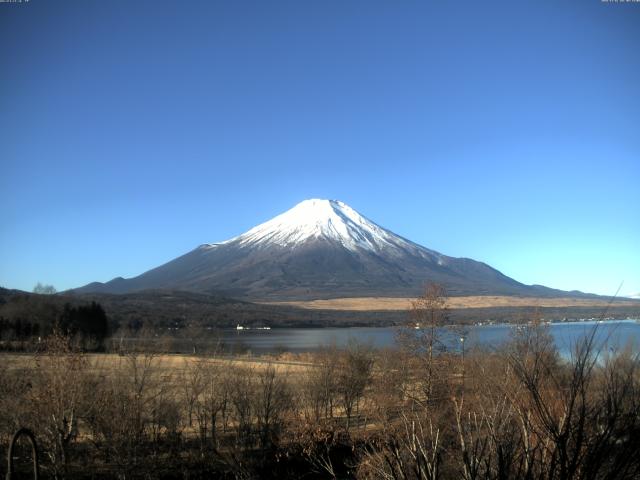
<box><xmin>216</xmin><ymin>320</ymin><xmax>640</xmax><ymax>357</ymax></box>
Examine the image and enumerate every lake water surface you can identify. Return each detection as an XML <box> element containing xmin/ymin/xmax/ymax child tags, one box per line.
<box><xmin>220</xmin><ymin>320</ymin><xmax>640</xmax><ymax>356</ymax></box>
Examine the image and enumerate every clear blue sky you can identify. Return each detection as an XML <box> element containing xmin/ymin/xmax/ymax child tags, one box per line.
<box><xmin>1</xmin><ymin>0</ymin><xmax>638</xmax><ymax>297</ymax></box>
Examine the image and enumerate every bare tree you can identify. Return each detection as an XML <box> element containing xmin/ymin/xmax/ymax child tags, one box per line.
<box><xmin>228</xmin><ymin>365</ymin><xmax>256</xmax><ymax>449</ymax></box>
<box><xmin>253</xmin><ymin>363</ymin><xmax>291</xmax><ymax>448</ymax></box>
<box><xmin>33</xmin><ymin>282</ymin><xmax>57</xmax><ymax>295</ymax></box>
<box><xmin>369</xmin><ymin>348</ymin><xmax>410</xmax><ymax>432</ymax></box>
<box><xmin>336</xmin><ymin>340</ymin><xmax>374</xmax><ymax>432</ymax></box>
<box><xmin>302</xmin><ymin>344</ymin><xmax>340</xmax><ymax>423</ymax></box>
<box><xmin>85</xmin><ymin>347</ymin><xmax>174</xmax><ymax>478</ymax></box>
<box><xmin>185</xmin><ymin>356</ymin><xmax>232</xmax><ymax>452</ymax></box>
<box><xmin>399</xmin><ymin>283</ymin><xmax>449</xmax><ymax>404</ymax></box>
<box><xmin>180</xmin><ymin>357</ymin><xmax>205</xmax><ymax>428</ymax></box>
<box><xmin>25</xmin><ymin>329</ymin><xmax>89</xmax><ymax>478</ymax></box>
<box><xmin>359</xmin><ymin>405</ymin><xmax>442</xmax><ymax>480</ymax></box>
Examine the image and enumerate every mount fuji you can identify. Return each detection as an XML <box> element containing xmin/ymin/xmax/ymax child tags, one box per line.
<box><xmin>76</xmin><ymin>199</ymin><xmax>575</xmax><ymax>300</ymax></box>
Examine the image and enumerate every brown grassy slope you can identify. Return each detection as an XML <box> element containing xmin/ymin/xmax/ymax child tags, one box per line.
<box><xmin>262</xmin><ymin>295</ymin><xmax>640</xmax><ymax>311</ymax></box>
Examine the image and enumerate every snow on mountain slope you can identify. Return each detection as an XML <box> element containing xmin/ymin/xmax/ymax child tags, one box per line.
<box><xmin>204</xmin><ymin>199</ymin><xmax>439</xmax><ymax>258</ymax></box>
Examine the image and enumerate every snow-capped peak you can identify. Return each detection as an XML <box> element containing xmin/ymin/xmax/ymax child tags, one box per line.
<box><xmin>215</xmin><ymin>199</ymin><xmax>427</xmax><ymax>254</ymax></box>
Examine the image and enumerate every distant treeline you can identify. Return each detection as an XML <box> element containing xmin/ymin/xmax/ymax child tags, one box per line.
<box><xmin>0</xmin><ymin>289</ymin><xmax>111</xmax><ymax>349</ymax></box>
<box><xmin>0</xmin><ymin>301</ymin><xmax>108</xmax><ymax>344</ymax></box>
<box><xmin>1</xmin><ymin>287</ymin><xmax>638</xmax><ymax>352</ymax></box>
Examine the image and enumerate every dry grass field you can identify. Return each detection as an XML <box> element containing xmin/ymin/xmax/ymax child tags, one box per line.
<box><xmin>263</xmin><ymin>295</ymin><xmax>639</xmax><ymax>311</ymax></box>
<box><xmin>0</xmin><ymin>352</ymin><xmax>314</xmax><ymax>375</ymax></box>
